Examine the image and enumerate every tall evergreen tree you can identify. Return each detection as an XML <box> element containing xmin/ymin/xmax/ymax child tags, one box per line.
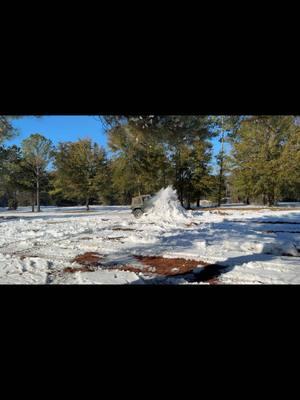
<box><xmin>108</xmin><ymin>123</ymin><xmax>170</xmax><ymax>203</ymax></box>
<box><xmin>190</xmin><ymin>139</ymin><xmax>213</xmax><ymax>207</ymax></box>
<box><xmin>0</xmin><ymin>145</ymin><xmax>40</xmax><ymax>210</ymax></box>
<box><xmin>279</xmin><ymin>123</ymin><xmax>300</xmax><ymax>200</ymax></box>
<box><xmin>0</xmin><ymin>116</ymin><xmax>20</xmax><ymax>143</ymax></box>
<box><xmin>0</xmin><ymin>145</ymin><xmax>22</xmax><ymax>208</ymax></box>
<box><xmin>229</xmin><ymin>116</ymin><xmax>298</xmax><ymax>205</ymax></box>
<box><xmin>53</xmin><ymin>139</ymin><xmax>109</xmax><ymax>210</ymax></box>
<box><xmin>102</xmin><ymin>115</ymin><xmax>214</xmax><ymax>206</ymax></box>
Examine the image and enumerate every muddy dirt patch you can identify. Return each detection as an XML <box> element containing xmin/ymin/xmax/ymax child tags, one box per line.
<box><xmin>64</xmin><ymin>252</ymin><xmax>104</xmax><ymax>273</ymax></box>
<box><xmin>120</xmin><ymin>256</ymin><xmax>205</xmax><ymax>276</ymax></box>
<box><xmin>64</xmin><ymin>265</ymin><xmax>97</xmax><ymax>273</ymax></box>
<box><xmin>63</xmin><ymin>252</ymin><xmax>228</xmax><ymax>284</ymax></box>
<box><xmin>117</xmin><ymin>256</ymin><xmax>226</xmax><ymax>284</ymax></box>
<box><xmin>72</xmin><ymin>252</ymin><xmax>103</xmax><ymax>266</ymax></box>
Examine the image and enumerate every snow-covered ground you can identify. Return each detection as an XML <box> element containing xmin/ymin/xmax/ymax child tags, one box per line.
<box><xmin>1</xmin><ymin>189</ymin><xmax>300</xmax><ymax>284</ymax></box>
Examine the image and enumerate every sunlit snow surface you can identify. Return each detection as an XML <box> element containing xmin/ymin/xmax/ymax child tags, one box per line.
<box><xmin>1</xmin><ymin>190</ymin><xmax>300</xmax><ymax>284</ymax></box>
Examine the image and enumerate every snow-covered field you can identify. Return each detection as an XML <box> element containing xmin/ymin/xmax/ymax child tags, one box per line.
<box><xmin>1</xmin><ymin>189</ymin><xmax>300</xmax><ymax>284</ymax></box>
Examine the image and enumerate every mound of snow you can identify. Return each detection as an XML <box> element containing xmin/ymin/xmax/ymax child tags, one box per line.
<box><xmin>142</xmin><ymin>186</ymin><xmax>192</xmax><ymax>224</ymax></box>
<box><xmin>262</xmin><ymin>241</ymin><xmax>300</xmax><ymax>257</ymax></box>
<box><xmin>239</xmin><ymin>240</ymin><xmax>300</xmax><ymax>257</ymax></box>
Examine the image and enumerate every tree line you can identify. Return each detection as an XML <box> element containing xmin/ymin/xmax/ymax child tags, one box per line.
<box><xmin>1</xmin><ymin>115</ymin><xmax>300</xmax><ymax>211</ymax></box>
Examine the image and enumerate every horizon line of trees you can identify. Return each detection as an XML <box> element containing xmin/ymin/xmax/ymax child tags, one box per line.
<box><xmin>1</xmin><ymin>115</ymin><xmax>300</xmax><ymax>211</ymax></box>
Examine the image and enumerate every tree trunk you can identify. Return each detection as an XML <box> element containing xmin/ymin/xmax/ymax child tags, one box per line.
<box><xmin>36</xmin><ymin>174</ymin><xmax>40</xmax><ymax>212</ymax></box>
<box><xmin>31</xmin><ymin>192</ymin><xmax>35</xmax><ymax>212</ymax></box>
<box><xmin>86</xmin><ymin>197</ymin><xmax>90</xmax><ymax>211</ymax></box>
<box><xmin>263</xmin><ymin>194</ymin><xmax>267</xmax><ymax>206</ymax></box>
<box><xmin>186</xmin><ymin>198</ymin><xmax>191</xmax><ymax>210</ymax></box>
<box><xmin>197</xmin><ymin>199</ymin><xmax>200</xmax><ymax>208</ymax></box>
<box><xmin>13</xmin><ymin>191</ymin><xmax>18</xmax><ymax>210</ymax></box>
<box><xmin>217</xmin><ymin>128</ymin><xmax>225</xmax><ymax>207</ymax></box>
<box><xmin>267</xmin><ymin>194</ymin><xmax>275</xmax><ymax>207</ymax></box>
<box><xmin>179</xmin><ymin>186</ymin><xmax>184</xmax><ymax>207</ymax></box>
<box><xmin>217</xmin><ymin>164</ymin><xmax>224</xmax><ymax>207</ymax></box>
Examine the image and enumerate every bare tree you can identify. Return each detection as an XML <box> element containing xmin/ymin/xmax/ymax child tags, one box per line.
<box><xmin>21</xmin><ymin>134</ymin><xmax>54</xmax><ymax>212</ymax></box>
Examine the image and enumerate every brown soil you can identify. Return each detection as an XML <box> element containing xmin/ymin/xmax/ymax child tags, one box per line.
<box><xmin>120</xmin><ymin>256</ymin><xmax>206</xmax><ymax>276</ymax></box>
<box><xmin>64</xmin><ymin>252</ymin><xmax>226</xmax><ymax>284</ymax></box>
<box><xmin>64</xmin><ymin>252</ymin><xmax>103</xmax><ymax>273</ymax></box>
<box><xmin>72</xmin><ymin>252</ymin><xmax>103</xmax><ymax>266</ymax></box>
<box><xmin>118</xmin><ymin>257</ymin><xmax>225</xmax><ymax>284</ymax></box>
<box><xmin>64</xmin><ymin>265</ymin><xmax>96</xmax><ymax>273</ymax></box>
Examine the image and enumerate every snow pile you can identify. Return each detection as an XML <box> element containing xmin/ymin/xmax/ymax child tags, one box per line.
<box><xmin>142</xmin><ymin>186</ymin><xmax>192</xmax><ymax>224</ymax></box>
<box><xmin>261</xmin><ymin>241</ymin><xmax>300</xmax><ymax>257</ymax></box>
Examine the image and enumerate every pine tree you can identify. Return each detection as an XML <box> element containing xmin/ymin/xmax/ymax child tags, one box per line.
<box><xmin>0</xmin><ymin>145</ymin><xmax>39</xmax><ymax>210</ymax></box>
<box><xmin>209</xmin><ymin>116</ymin><xmax>240</xmax><ymax>206</ymax></box>
<box><xmin>0</xmin><ymin>116</ymin><xmax>20</xmax><ymax>143</ymax></box>
<box><xmin>0</xmin><ymin>116</ymin><xmax>44</xmax><ymax>144</ymax></box>
<box><xmin>229</xmin><ymin>116</ymin><xmax>298</xmax><ymax>205</ymax></box>
<box><xmin>53</xmin><ymin>139</ymin><xmax>109</xmax><ymax>210</ymax></box>
<box><xmin>0</xmin><ymin>146</ymin><xmax>22</xmax><ymax>208</ymax></box>
<box><xmin>103</xmin><ymin>116</ymin><xmax>214</xmax><ymax>206</ymax></box>
<box><xmin>190</xmin><ymin>139</ymin><xmax>213</xmax><ymax>207</ymax></box>
<box><xmin>279</xmin><ymin>123</ymin><xmax>300</xmax><ymax>200</ymax></box>
<box><xmin>108</xmin><ymin>123</ymin><xmax>169</xmax><ymax>203</ymax></box>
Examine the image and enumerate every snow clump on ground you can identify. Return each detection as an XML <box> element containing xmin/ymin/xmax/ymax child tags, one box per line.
<box><xmin>142</xmin><ymin>186</ymin><xmax>192</xmax><ymax>224</ymax></box>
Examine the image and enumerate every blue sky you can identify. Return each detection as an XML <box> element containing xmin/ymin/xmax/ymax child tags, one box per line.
<box><xmin>5</xmin><ymin>116</ymin><xmax>224</xmax><ymax>164</ymax></box>
<box><xmin>6</xmin><ymin>116</ymin><xmax>107</xmax><ymax>149</ymax></box>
